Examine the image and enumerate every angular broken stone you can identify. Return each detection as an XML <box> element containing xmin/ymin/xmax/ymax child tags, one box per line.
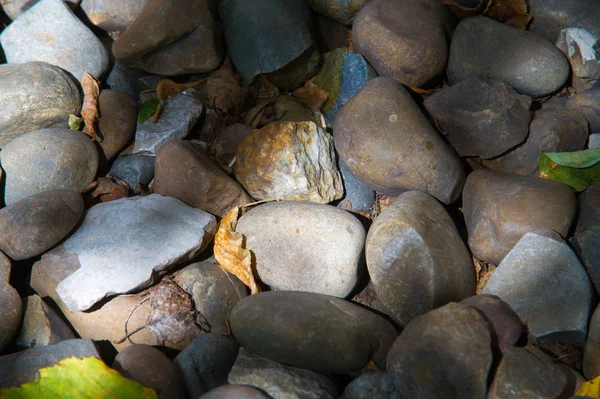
<box><xmin>35</xmin><ymin>194</ymin><xmax>217</xmax><ymax>311</ymax></box>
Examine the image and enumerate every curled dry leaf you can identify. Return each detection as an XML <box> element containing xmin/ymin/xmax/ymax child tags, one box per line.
<box><xmin>84</xmin><ymin>176</ymin><xmax>130</xmax><ymax>204</ymax></box>
<box><xmin>81</xmin><ymin>72</ymin><xmax>101</xmax><ymax>141</ymax></box>
<box><xmin>293</xmin><ymin>80</ymin><xmax>330</xmax><ymax>112</ymax></box>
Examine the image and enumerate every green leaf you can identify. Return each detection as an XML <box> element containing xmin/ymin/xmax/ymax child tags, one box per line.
<box><xmin>68</xmin><ymin>114</ymin><xmax>84</xmax><ymax>131</ymax></box>
<box><xmin>138</xmin><ymin>98</ymin><xmax>160</xmax><ymax>124</ymax></box>
<box><xmin>539</xmin><ymin>149</ymin><xmax>600</xmax><ymax>192</ymax></box>
<box><xmin>0</xmin><ymin>356</ymin><xmax>158</xmax><ymax>399</ymax></box>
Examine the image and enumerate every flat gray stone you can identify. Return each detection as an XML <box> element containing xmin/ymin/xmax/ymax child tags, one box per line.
<box><xmin>0</xmin><ymin>0</ymin><xmax>109</xmax><ymax>82</ymax></box>
<box><xmin>0</xmin><ymin>61</ymin><xmax>81</xmax><ymax>148</ymax></box>
<box><xmin>366</xmin><ymin>191</ymin><xmax>475</xmax><ymax>327</ymax></box>
<box><xmin>36</xmin><ymin>194</ymin><xmax>217</xmax><ymax>311</ymax></box>
<box><xmin>16</xmin><ymin>294</ymin><xmax>76</xmax><ymax>349</ymax></box>
<box><xmin>483</xmin><ymin>231</ymin><xmax>593</xmax><ymax>347</ymax></box>
<box><xmin>228</xmin><ymin>348</ymin><xmax>338</xmax><ymax>399</ymax></box>
<box><xmin>236</xmin><ymin>201</ymin><xmax>365</xmax><ymax>298</ymax></box>
<box><xmin>0</xmin><ymin>252</ymin><xmax>21</xmax><ymax>352</ymax></box>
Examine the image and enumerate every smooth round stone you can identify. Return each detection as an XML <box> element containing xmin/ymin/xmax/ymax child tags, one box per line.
<box><xmin>483</xmin><ymin>109</ymin><xmax>589</xmax><ymax>176</ymax></box>
<box><xmin>229</xmin><ymin>291</ymin><xmax>398</xmax><ymax>373</ymax></box>
<box><xmin>340</xmin><ymin>371</ymin><xmax>400</xmax><ymax>399</ymax></box>
<box><xmin>236</xmin><ymin>201</ymin><xmax>365</xmax><ymax>298</ymax></box>
<box><xmin>333</xmin><ymin>76</ymin><xmax>464</xmax><ymax>204</ymax></box>
<box><xmin>309</xmin><ymin>0</ymin><xmax>369</xmax><ymax>25</ymax></box>
<box><xmin>0</xmin><ymin>190</ymin><xmax>83</xmax><ymax>261</ymax></box>
<box><xmin>0</xmin><ymin>252</ymin><xmax>22</xmax><ymax>352</ymax></box>
<box><xmin>0</xmin><ymin>0</ymin><xmax>109</xmax><ymax>82</ymax></box>
<box><xmin>567</xmin><ymin>88</ymin><xmax>600</xmax><ymax>132</ymax></box>
<box><xmin>81</xmin><ymin>0</ymin><xmax>147</xmax><ymax>33</ymax></box>
<box><xmin>0</xmin><ymin>62</ymin><xmax>81</xmax><ymax>149</ymax></box>
<box><xmin>424</xmin><ymin>76</ymin><xmax>532</xmax><ymax>159</ymax></box>
<box><xmin>1</xmin><ymin>129</ymin><xmax>99</xmax><ymax>206</ymax></box>
<box><xmin>352</xmin><ymin>0</ymin><xmax>454</xmax><ymax>87</ymax></box>
<box><xmin>462</xmin><ymin>169</ymin><xmax>576</xmax><ymax>265</ymax></box>
<box><xmin>366</xmin><ymin>191</ymin><xmax>475</xmax><ymax>327</ymax></box>
<box><xmin>528</xmin><ymin>0</ymin><xmax>600</xmax><ymax>43</ymax></box>
<box><xmin>448</xmin><ymin>16</ymin><xmax>570</xmax><ymax>97</ymax></box>
<box><xmin>386</xmin><ymin>302</ymin><xmax>493</xmax><ymax>398</ymax></box>
<box><xmin>200</xmin><ymin>385</ymin><xmax>271</xmax><ymax>399</ymax></box>
<box><xmin>109</xmin><ymin>155</ymin><xmax>155</xmax><ymax>188</ymax></box>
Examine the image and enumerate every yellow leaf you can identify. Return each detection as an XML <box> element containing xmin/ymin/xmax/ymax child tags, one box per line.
<box><xmin>0</xmin><ymin>356</ymin><xmax>157</xmax><ymax>399</ymax></box>
<box><xmin>81</xmin><ymin>72</ymin><xmax>101</xmax><ymax>142</ymax></box>
<box><xmin>576</xmin><ymin>375</ymin><xmax>600</xmax><ymax>397</ymax></box>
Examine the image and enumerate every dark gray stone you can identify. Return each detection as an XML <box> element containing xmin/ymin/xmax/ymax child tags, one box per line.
<box><xmin>0</xmin><ymin>62</ymin><xmax>81</xmax><ymax>149</ymax></box>
<box><xmin>173</xmin><ymin>334</ymin><xmax>240</xmax><ymax>399</ymax></box>
<box><xmin>584</xmin><ymin>304</ymin><xmax>600</xmax><ymax>379</ymax></box>
<box><xmin>16</xmin><ymin>294</ymin><xmax>76</xmax><ymax>349</ymax></box>
<box><xmin>81</xmin><ymin>0</ymin><xmax>147</xmax><ymax>33</ymax></box>
<box><xmin>110</xmin><ymin>154</ymin><xmax>155</xmax><ymax>188</ymax></box>
<box><xmin>386</xmin><ymin>302</ymin><xmax>493</xmax><ymax>398</ymax></box>
<box><xmin>229</xmin><ymin>291</ymin><xmax>398</xmax><ymax>373</ymax></box>
<box><xmin>106</xmin><ymin>61</ymin><xmax>150</xmax><ymax>101</ymax></box>
<box><xmin>0</xmin><ymin>252</ymin><xmax>21</xmax><ymax>352</ymax></box>
<box><xmin>366</xmin><ymin>191</ymin><xmax>475</xmax><ymax>327</ymax></box>
<box><xmin>567</xmin><ymin>87</ymin><xmax>600</xmax><ymax>132</ymax></box>
<box><xmin>340</xmin><ymin>370</ymin><xmax>400</xmax><ymax>399</ymax></box>
<box><xmin>424</xmin><ymin>76</ymin><xmax>531</xmax><ymax>159</ymax></box>
<box><xmin>337</xmin><ymin>159</ymin><xmax>375</xmax><ymax>213</ymax></box>
<box><xmin>572</xmin><ymin>182</ymin><xmax>600</xmax><ymax>294</ymax></box>
<box><xmin>200</xmin><ymin>385</ymin><xmax>272</xmax><ymax>399</ymax></box>
<box><xmin>316</xmin><ymin>15</ymin><xmax>352</xmax><ymax>52</ymax></box>
<box><xmin>448</xmin><ymin>16</ymin><xmax>570</xmax><ymax>97</ymax></box>
<box><xmin>556</xmin><ymin>28</ymin><xmax>600</xmax><ymax>92</ymax></box>
<box><xmin>528</xmin><ymin>0</ymin><xmax>600</xmax><ymax>43</ymax></box>
<box><xmin>309</xmin><ymin>0</ymin><xmax>370</xmax><ymax>25</ymax></box>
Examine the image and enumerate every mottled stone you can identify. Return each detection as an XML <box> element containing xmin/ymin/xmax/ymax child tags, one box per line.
<box><xmin>448</xmin><ymin>16</ymin><xmax>570</xmax><ymax>97</ymax></box>
<box><xmin>1</xmin><ymin>128</ymin><xmax>99</xmax><ymax>205</ymax></box>
<box><xmin>235</xmin><ymin>121</ymin><xmax>343</xmax><ymax>203</ymax></box>
<box><xmin>0</xmin><ymin>62</ymin><xmax>81</xmax><ymax>148</ymax></box>
<box><xmin>334</xmin><ymin>77</ymin><xmax>464</xmax><ymax>203</ymax></box>
<box><xmin>0</xmin><ymin>0</ymin><xmax>109</xmax><ymax>81</ymax></box>
<box><xmin>200</xmin><ymin>385</ymin><xmax>271</xmax><ymax>399</ymax></box>
<box><xmin>387</xmin><ymin>302</ymin><xmax>493</xmax><ymax>398</ymax></box>
<box><xmin>353</xmin><ymin>0</ymin><xmax>454</xmax><ymax>87</ymax></box>
<box><xmin>366</xmin><ymin>191</ymin><xmax>475</xmax><ymax>326</ymax></box>
<box><xmin>584</xmin><ymin>304</ymin><xmax>600</xmax><ymax>379</ymax></box>
<box><xmin>340</xmin><ymin>371</ymin><xmax>401</xmax><ymax>399</ymax></box>
<box><xmin>228</xmin><ymin>348</ymin><xmax>337</xmax><ymax>399</ymax></box>
<box><xmin>567</xmin><ymin>88</ymin><xmax>600</xmax><ymax>132</ymax></box>
<box><xmin>81</xmin><ymin>0</ymin><xmax>147</xmax><ymax>33</ymax></box>
<box><xmin>462</xmin><ymin>169</ymin><xmax>576</xmax><ymax>265</ymax></box>
<box><xmin>556</xmin><ymin>28</ymin><xmax>600</xmax><ymax>92</ymax></box>
<box><xmin>309</xmin><ymin>0</ymin><xmax>369</xmax><ymax>25</ymax></box>
<box><xmin>109</xmin><ymin>154</ymin><xmax>155</xmax><ymax>188</ymax></box>
<box><xmin>230</xmin><ymin>291</ymin><xmax>398</xmax><ymax>373</ymax></box>
<box><xmin>483</xmin><ymin>109</ymin><xmax>589</xmax><ymax>176</ymax></box>
<box><xmin>16</xmin><ymin>294</ymin><xmax>76</xmax><ymax>349</ymax></box>
<box><xmin>528</xmin><ymin>0</ymin><xmax>600</xmax><ymax>43</ymax></box>
<box><xmin>0</xmin><ymin>252</ymin><xmax>21</xmax><ymax>352</ymax></box>
<box><xmin>0</xmin><ymin>190</ymin><xmax>83</xmax><ymax>260</ymax></box>
<box><xmin>424</xmin><ymin>77</ymin><xmax>532</xmax><ymax>159</ymax></box>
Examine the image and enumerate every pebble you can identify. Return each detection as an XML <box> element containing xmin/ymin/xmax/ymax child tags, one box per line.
<box><xmin>0</xmin><ymin>190</ymin><xmax>83</xmax><ymax>261</ymax></box>
<box><xmin>173</xmin><ymin>334</ymin><xmax>240</xmax><ymax>399</ymax></box>
<box><xmin>80</xmin><ymin>0</ymin><xmax>147</xmax><ymax>34</ymax></box>
<box><xmin>448</xmin><ymin>16</ymin><xmax>570</xmax><ymax>97</ymax></box>
<box><xmin>228</xmin><ymin>348</ymin><xmax>338</xmax><ymax>399</ymax></box>
<box><xmin>34</xmin><ymin>194</ymin><xmax>217</xmax><ymax>311</ymax></box>
<box><xmin>462</xmin><ymin>169</ymin><xmax>576</xmax><ymax>265</ymax></box>
<box><xmin>309</xmin><ymin>0</ymin><xmax>370</xmax><ymax>25</ymax></box>
<box><xmin>337</xmin><ymin>159</ymin><xmax>375</xmax><ymax>213</ymax></box>
<box><xmin>334</xmin><ymin>77</ymin><xmax>464</xmax><ymax>203</ymax></box>
<box><xmin>0</xmin><ymin>0</ymin><xmax>109</xmax><ymax>82</ymax></box>
<box><xmin>229</xmin><ymin>291</ymin><xmax>398</xmax><ymax>373</ymax></box>
<box><xmin>0</xmin><ymin>62</ymin><xmax>82</xmax><ymax>148</ymax></box>
<box><xmin>235</xmin><ymin>121</ymin><xmax>343</xmax><ymax>203</ymax></box>
<box><xmin>109</xmin><ymin>154</ymin><xmax>155</xmax><ymax>188</ymax></box>
<box><xmin>0</xmin><ymin>128</ymin><xmax>99</xmax><ymax>206</ymax></box>
<box><xmin>528</xmin><ymin>0</ymin><xmax>600</xmax><ymax>43</ymax></box>
<box><xmin>424</xmin><ymin>76</ymin><xmax>532</xmax><ymax>159</ymax></box>
<box><xmin>0</xmin><ymin>252</ymin><xmax>21</xmax><ymax>352</ymax></box>
<box><xmin>556</xmin><ymin>28</ymin><xmax>600</xmax><ymax>92</ymax></box>
<box><xmin>236</xmin><ymin>201</ymin><xmax>365</xmax><ymax>297</ymax></box>
<box><xmin>584</xmin><ymin>304</ymin><xmax>600</xmax><ymax>379</ymax></box>
<box><xmin>200</xmin><ymin>385</ymin><xmax>271</xmax><ymax>399</ymax></box>
<box><xmin>366</xmin><ymin>191</ymin><xmax>475</xmax><ymax>327</ymax></box>
<box><xmin>571</xmin><ymin>181</ymin><xmax>600</xmax><ymax>292</ymax></box>
<box><xmin>154</xmin><ymin>141</ymin><xmax>252</xmax><ymax>217</ymax></box>
<box><xmin>567</xmin><ymin>88</ymin><xmax>600</xmax><ymax>132</ymax></box>
<box><xmin>16</xmin><ymin>294</ymin><xmax>75</xmax><ymax>349</ymax></box>
<box><xmin>340</xmin><ymin>370</ymin><xmax>401</xmax><ymax>399</ymax></box>
<box><xmin>386</xmin><ymin>302</ymin><xmax>493</xmax><ymax>398</ymax></box>
<box><xmin>352</xmin><ymin>0</ymin><xmax>454</xmax><ymax>87</ymax></box>
<box><xmin>483</xmin><ymin>230</ymin><xmax>593</xmax><ymax>347</ymax></box>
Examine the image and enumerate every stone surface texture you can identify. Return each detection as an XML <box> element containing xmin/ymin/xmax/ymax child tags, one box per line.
<box><xmin>16</xmin><ymin>294</ymin><xmax>76</xmax><ymax>349</ymax></box>
<box><xmin>0</xmin><ymin>252</ymin><xmax>21</xmax><ymax>352</ymax></box>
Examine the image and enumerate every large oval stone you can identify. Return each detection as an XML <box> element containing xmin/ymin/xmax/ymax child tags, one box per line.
<box><xmin>366</xmin><ymin>191</ymin><xmax>475</xmax><ymax>327</ymax></box>
<box><xmin>0</xmin><ymin>190</ymin><xmax>83</xmax><ymax>261</ymax></box>
<box><xmin>0</xmin><ymin>62</ymin><xmax>81</xmax><ymax>149</ymax></box>
<box><xmin>1</xmin><ymin>129</ymin><xmax>99</xmax><ymax>205</ymax></box>
<box><xmin>229</xmin><ymin>291</ymin><xmax>398</xmax><ymax>373</ymax></box>
<box><xmin>448</xmin><ymin>16</ymin><xmax>570</xmax><ymax>97</ymax></box>
<box><xmin>333</xmin><ymin>76</ymin><xmax>464</xmax><ymax>203</ymax></box>
<box><xmin>236</xmin><ymin>201</ymin><xmax>365</xmax><ymax>298</ymax></box>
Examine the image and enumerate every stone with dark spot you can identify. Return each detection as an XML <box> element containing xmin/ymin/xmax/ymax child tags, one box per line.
<box><xmin>0</xmin><ymin>252</ymin><xmax>21</xmax><ymax>352</ymax></box>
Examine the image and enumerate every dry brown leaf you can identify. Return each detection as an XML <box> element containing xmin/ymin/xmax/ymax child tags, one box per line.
<box><xmin>293</xmin><ymin>80</ymin><xmax>330</xmax><ymax>112</ymax></box>
<box><xmin>473</xmin><ymin>256</ymin><xmax>497</xmax><ymax>294</ymax></box>
<box><xmin>484</xmin><ymin>0</ymin><xmax>531</xmax><ymax>29</ymax></box>
<box><xmin>214</xmin><ymin>205</ymin><xmax>259</xmax><ymax>294</ymax></box>
<box><xmin>84</xmin><ymin>176</ymin><xmax>130</xmax><ymax>204</ymax></box>
<box><xmin>441</xmin><ymin>0</ymin><xmax>491</xmax><ymax>19</ymax></box>
<box><xmin>81</xmin><ymin>72</ymin><xmax>101</xmax><ymax>141</ymax></box>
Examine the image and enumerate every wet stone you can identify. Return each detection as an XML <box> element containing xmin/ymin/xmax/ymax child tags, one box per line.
<box><xmin>0</xmin><ymin>252</ymin><xmax>21</xmax><ymax>352</ymax></box>
<box><xmin>109</xmin><ymin>154</ymin><xmax>155</xmax><ymax>188</ymax></box>
<box><xmin>16</xmin><ymin>294</ymin><xmax>76</xmax><ymax>349</ymax></box>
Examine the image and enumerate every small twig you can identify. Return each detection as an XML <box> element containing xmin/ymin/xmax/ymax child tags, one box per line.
<box><xmin>113</xmin><ymin>296</ymin><xmax>150</xmax><ymax>344</ymax></box>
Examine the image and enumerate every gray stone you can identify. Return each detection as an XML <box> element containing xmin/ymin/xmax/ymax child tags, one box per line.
<box><xmin>81</xmin><ymin>0</ymin><xmax>147</xmax><ymax>33</ymax></box>
<box><xmin>340</xmin><ymin>371</ymin><xmax>401</xmax><ymax>399</ymax></box>
<box><xmin>173</xmin><ymin>260</ymin><xmax>247</xmax><ymax>335</ymax></box>
<box><xmin>366</xmin><ymin>191</ymin><xmax>475</xmax><ymax>327</ymax></box>
<box><xmin>352</xmin><ymin>0</ymin><xmax>455</xmax><ymax>87</ymax></box>
<box><xmin>0</xmin><ymin>252</ymin><xmax>21</xmax><ymax>352</ymax></box>
<box><xmin>16</xmin><ymin>294</ymin><xmax>76</xmax><ymax>349</ymax></box>
<box><xmin>337</xmin><ymin>158</ymin><xmax>375</xmax><ymax>213</ymax></box>
<box><xmin>0</xmin><ymin>339</ymin><xmax>99</xmax><ymax>388</ymax></box>
<box><xmin>0</xmin><ymin>190</ymin><xmax>83</xmax><ymax>261</ymax></box>
<box><xmin>1</xmin><ymin>0</ymin><xmax>78</xmax><ymax>19</ymax></box>
<box><xmin>109</xmin><ymin>154</ymin><xmax>155</xmax><ymax>188</ymax></box>
<box><xmin>483</xmin><ymin>231</ymin><xmax>593</xmax><ymax>347</ymax></box>
<box><xmin>235</xmin><ymin>121</ymin><xmax>343</xmax><ymax>203</ymax></box>
<box><xmin>133</xmin><ymin>91</ymin><xmax>203</xmax><ymax>155</ymax></box>
<box><xmin>483</xmin><ymin>109</ymin><xmax>589</xmax><ymax>176</ymax></box>
<box><xmin>424</xmin><ymin>76</ymin><xmax>532</xmax><ymax>159</ymax></box>
<box><xmin>173</xmin><ymin>334</ymin><xmax>240</xmax><ymax>399</ymax></box>
<box><xmin>229</xmin><ymin>291</ymin><xmax>398</xmax><ymax>373</ymax></box>
<box><xmin>448</xmin><ymin>16</ymin><xmax>570</xmax><ymax>97</ymax></box>
<box><xmin>387</xmin><ymin>302</ymin><xmax>493</xmax><ymax>398</ymax></box>
<box><xmin>1</xmin><ymin>128</ymin><xmax>99</xmax><ymax>206</ymax></box>
<box><xmin>35</xmin><ymin>194</ymin><xmax>217</xmax><ymax>311</ymax></box>
<box><xmin>0</xmin><ymin>0</ymin><xmax>109</xmax><ymax>82</ymax></box>
<box><xmin>236</xmin><ymin>201</ymin><xmax>365</xmax><ymax>298</ymax></box>
<box><xmin>0</xmin><ymin>62</ymin><xmax>81</xmax><ymax>148</ymax></box>
<box><xmin>584</xmin><ymin>304</ymin><xmax>600</xmax><ymax>379</ymax></box>
<box><xmin>462</xmin><ymin>169</ymin><xmax>576</xmax><ymax>265</ymax></box>
<box><xmin>572</xmin><ymin>182</ymin><xmax>600</xmax><ymax>293</ymax></box>
<box><xmin>567</xmin><ymin>88</ymin><xmax>600</xmax><ymax>132</ymax></box>
<box><xmin>528</xmin><ymin>0</ymin><xmax>600</xmax><ymax>43</ymax></box>
<box><xmin>106</xmin><ymin>61</ymin><xmax>150</xmax><ymax>101</ymax></box>
<box><xmin>200</xmin><ymin>385</ymin><xmax>271</xmax><ymax>399</ymax></box>
<box><xmin>333</xmin><ymin>77</ymin><xmax>464</xmax><ymax>203</ymax></box>
<box><xmin>590</xmin><ymin>133</ymin><xmax>600</xmax><ymax>149</ymax></box>
<box><xmin>309</xmin><ymin>0</ymin><xmax>370</xmax><ymax>25</ymax></box>
<box><xmin>556</xmin><ymin>28</ymin><xmax>600</xmax><ymax>92</ymax></box>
